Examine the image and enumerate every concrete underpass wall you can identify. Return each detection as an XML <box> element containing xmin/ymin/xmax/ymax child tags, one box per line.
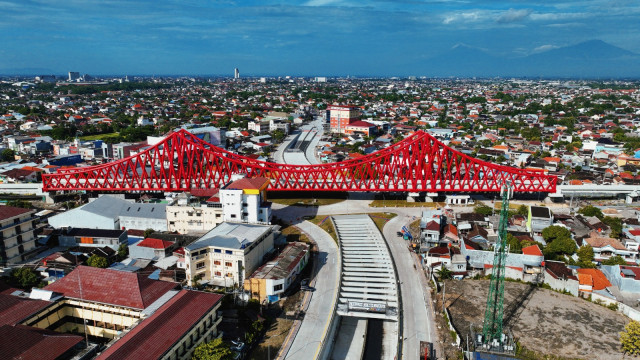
<box><xmin>317</xmin><ymin>217</ymin><xmax>342</xmax><ymax>360</ymax></box>
<box><xmin>318</xmin><ymin>311</ymin><xmax>340</xmax><ymax>360</ymax></box>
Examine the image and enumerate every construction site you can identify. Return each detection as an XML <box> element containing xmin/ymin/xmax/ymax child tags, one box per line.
<box><xmin>439</xmin><ymin>184</ymin><xmax>629</xmax><ymax>360</ymax></box>
<box><xmin>443</xmin><ymin>279</ymin><xmax>628</xmax><ymax>359</ymax></box>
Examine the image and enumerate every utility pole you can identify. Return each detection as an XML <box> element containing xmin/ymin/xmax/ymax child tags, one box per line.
<box><xmin>442</xmin><ymin>280</ymin><xmax>446</xmax><ymax>313</ymax></box>
<box><xmin>76</xmin><ymin>256</ymin><xmax>89</xmax><ymax>348</ymax></box>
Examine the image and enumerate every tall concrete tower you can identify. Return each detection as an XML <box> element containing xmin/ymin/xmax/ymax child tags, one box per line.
<box><xmin>234</xmin><ymin>68</ymin><xmax>240</xmax><ymax>80</ymax></box>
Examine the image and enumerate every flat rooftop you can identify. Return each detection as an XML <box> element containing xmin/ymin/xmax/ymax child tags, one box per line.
<box><xmin>186</xmin><ymin>222</ymin><xmax>272</xmax><ymax>251</ymax></box>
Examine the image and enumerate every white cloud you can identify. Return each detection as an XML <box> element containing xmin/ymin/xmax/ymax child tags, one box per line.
<box><xmin>529</xmin><ymin>12</ymin><xmax>587</xmax><ymax>21</ymax></box>
<box><xmin>532</xmin><ymin>44</ymin><xmax>560</xmax><ymax>53</ymax></box>
<box><xmin>442</xmin><ymin>10</ymin><xmax>485</xmax><ymax>24</ymax></box>
<box><xmin>496</xmin><ymin>8</ymin><xmax>532</xmax><ymax>23</ymax></box>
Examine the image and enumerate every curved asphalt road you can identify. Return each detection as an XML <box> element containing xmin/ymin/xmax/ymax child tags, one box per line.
<box><xmin>273</xmin><ymin>198</ymin><xmax>439</xmax><ymax>359</ymax></box>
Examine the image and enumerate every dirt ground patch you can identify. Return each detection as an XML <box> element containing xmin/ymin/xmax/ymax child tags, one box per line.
<box><xmin>444</xmin><ymin>279</ymin><xmax>630</xmax><ymax>360</ymax></box>
<box><xmin>249</xmin><ymin>318</ymin><xmax>294</xmax><ymax>360</ymax></box>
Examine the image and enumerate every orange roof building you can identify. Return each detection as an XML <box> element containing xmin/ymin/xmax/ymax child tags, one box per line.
<box><xmin>577</xmin><ymin>268</ymin><xmax>612</xmax><ymax>291</ymax></box>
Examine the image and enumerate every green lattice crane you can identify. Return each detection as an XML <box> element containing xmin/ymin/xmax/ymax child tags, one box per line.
<box><xmin>482</xmin><ymin>181</ymin><xmax>512</xmax><ymax>348</ymax></box>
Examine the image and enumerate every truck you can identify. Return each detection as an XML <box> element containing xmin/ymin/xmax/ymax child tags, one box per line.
<box><xmin>419</xmin><ymin>341</ymin><xmax>435</xmax><ymax>360</ymax></box>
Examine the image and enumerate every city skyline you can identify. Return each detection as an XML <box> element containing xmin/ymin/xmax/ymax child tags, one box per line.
<box><xmin>1</xmin><ymin>0</ymin><xmax>640</xmax><ymax>76</ymax></box>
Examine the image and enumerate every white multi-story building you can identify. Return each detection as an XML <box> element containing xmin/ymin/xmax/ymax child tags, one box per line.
<box><xmin>219</xmin><ymin>176</ymin><xmax>271</xmax><ymax>225</ymax></box>
<box><xmin>0</xmin><ymin>206</ymin><xmax>38</xmax><ymax>264</ymax></box>
<box><xmin>248</xmin><ymin>120</ymin><xmax>270</xmax><ymax>134</ymax></box>
<box><xmin>184</xmin><ymin>222</ymin><xmax>279</xmax><ymax>287</ymax></box>
<box><xmin>166</xmin><ymin>193</ymin><xmax>224</xmax><ymax>234</ymax></box>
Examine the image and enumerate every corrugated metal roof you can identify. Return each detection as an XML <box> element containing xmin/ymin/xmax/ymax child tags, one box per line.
<box><xmin>186</xmin><ymin>222</ymin><xmax>272</xmax><ymax>251</ymax></box>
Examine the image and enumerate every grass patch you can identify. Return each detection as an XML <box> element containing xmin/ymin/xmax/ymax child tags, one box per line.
<box><xmin>307</xmin><ymin>215</ymin><xmax>338</xmax><ymax>243</ymax></box>
<box><xmin>248</xmin><ymin>318</ymin><xmax>294</xmax><ymax>360</ymax></box>
<box><xmin>269</xmin><ymin>191</ymin><xmax>347</xmax><ymax>206</ymax></box>
<box><xmin>280</xmin><ymin>224</ymin><xmax>310</xmax><ymax>243</ymax></box>
<box><xmin>492</xmin><ymin>202</ymin><xmax>519</xmax><ymax>210</ymax></box>
<box><xmin>369</xmin><ymin>199</ymin><xmax>443</xmax><ymax>208</ymax></box>
<box><xmin>79</xmin><ymin>132</ymin><xmax>120</xmax><ymax>141</ymax></box>
<box><xmin>368</xmin><ymin>212</ymin><xmax>398</xmax><ymax>233</ymax></box>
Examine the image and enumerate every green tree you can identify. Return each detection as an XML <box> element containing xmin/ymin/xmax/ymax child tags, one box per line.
<box><xmin>541</xmin><ymin>226</ymin><xmax>572</xmax><ymax>244</ymax></box>
<box><xmin>437</xmin><ymin>267</ymin><xmax>453</xmax><ymax>280</ymax></box>
<box><xmin>10</xmin><ymin>267</ymin><xmax>40</xmax><ymax>289</ymax></box>
<box><xmin>603</xmin><ymin>255</ymin><xmax>627</xmax><ymax>266</ymax></box>
<box><xmin>192</xmin><ymin>338</ymin><xmax>233</xmax><ymax>360</ymax></box>
<box><xmin>578</xmin><ymin>205</ymin><xmax>603</xmax><ymax>219</ymax></box>
<box><xmin>1</xmin><ymin>148</ymin><xmax>15</xmax><ymax>162</ymax></box>
<box><xmin>6</xmin><ymin>199</ymin><xmax>31</xmax><ymax>208</ymax></box>
<box><xmin>620</xmin><ymin>320</ymin><xmax>640</xmax><ymax>355</ymax></box>
<box><xmin>507</xmin><ymin>233</ymin><xmax>522</xmax><ymax>254</ymax></box>
<box><xmin>602</xmin><ymin>216</ymin><xmax>623</xmax><ymax>238</ymax></box>
<box><xmin>543</xmin><ymin>236</ymin><xmax>577</xmax><ymax>260</ymax></box>
<box><xmin>474</xmin><ymin>204</ymin><xmax>493</xmax><ymax>216</ymax></box>
<box><xmin>87</xmin><ymin>254</ymin><xmax>108</xmax><ymax>268</ymax></box>
<box><xmin>117</xmin><ymin>243</ymin><xmax>128</xmax><ymax>259</ymax></box>
<box><xmin>143</xmin><ymin>228</ymin><xmax>154</xmax><ymax>238</ymax></box>
<box><xmin>516</xmin><ymin>204</ymin><xmax>528</xmax><ymax>217</ymax></box>
<box><xmin>576</xmin><ymin>245</ymin><xmax>596</xmax><ymax>268</ymax></box>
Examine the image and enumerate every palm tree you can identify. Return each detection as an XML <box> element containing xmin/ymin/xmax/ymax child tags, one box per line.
<box><xmin>437</xmin><ymin>267</ymin><xmax>453</xmax><ymax>280</ymax></box>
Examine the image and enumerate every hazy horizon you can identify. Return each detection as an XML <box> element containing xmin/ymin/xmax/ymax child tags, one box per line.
<box><xmin>2</xmin><ymin>1</ymin><xmax>640</xmax><ymax>77</ymax></box>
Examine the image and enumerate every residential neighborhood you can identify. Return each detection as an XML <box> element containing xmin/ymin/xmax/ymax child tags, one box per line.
<box><xmin>1</xmin><ymin>76</ymin><xmax>640</xmax><ymax>359</ymax></box>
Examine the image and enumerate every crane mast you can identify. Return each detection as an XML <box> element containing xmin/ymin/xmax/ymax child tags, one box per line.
<box><xmin>481</xmin><ymin>181</ymin><xmax>512</xmax><ymax>348</ymax></box>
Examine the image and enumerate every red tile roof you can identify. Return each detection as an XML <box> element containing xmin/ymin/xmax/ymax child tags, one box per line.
<box><xmin>0</xmin><ymin>294</ymin><xmax>52</xmax><ymax>326</ymax></box>
<box><xmin>522</xmin><ymin>244</ymin><xmax>543</xmax><ymax>256</ymax></box>
<box><xmin>226</xmin><ymin>176</ymin><xmax>269</xmax><ymax>190</ymax></box>
<box><xmin>444</xmin><ymin>224</ymin><xmax>458</xmax><ymax>237</ymax></box>
<box><xmin>0</xmin><ymin>324</ymin><xmax>83</xmax><ymax>360</ymax></box>
<box><xmin>0</xmin><ymin>205</ymin><xmax>32</xmax><ymax>220</ymax></box>
<box><xmin>577</xmin><ymin>268</ymin><xmax>612</xmax><ymax>290</ymax></box>
<box><xmin>189</xmin><ymin>188</ymin><xmax>219</xmax><ymax>198</ymax></box>
<box><xmin>44</xmin><ymin>266</ymin><xmax>177</xmax><ymax>309</ymax></box>
<box><xmin>96</xmin><ymin>290</ymin><xmax>223</xmax><ymax>360</ymax></box>
<box><xmin>584</xmin><ymin>236</ymin><xmax>627</xmax><ymax>251</ymax></box>
<box><xmin>137</xmin><ymin>237</ymin><xmax>173</xmax><ymax>249</ymax></box>
<box><xmin>425</xmin><ymin>220</ymin><xmax>440</xmax><ymax>231</ymax></box>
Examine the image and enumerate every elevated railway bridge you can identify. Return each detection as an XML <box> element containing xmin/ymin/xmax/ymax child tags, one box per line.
<box><xmin>42</xmin><ymin>129</ymin><xmax>557</xmax><ymax>194</ymax></box>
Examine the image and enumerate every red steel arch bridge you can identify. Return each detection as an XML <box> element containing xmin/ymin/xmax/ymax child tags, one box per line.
<box><xmin>42</xmin><ymin>129</ymin><xmax>557</xmax><ymax>193</ymax></box>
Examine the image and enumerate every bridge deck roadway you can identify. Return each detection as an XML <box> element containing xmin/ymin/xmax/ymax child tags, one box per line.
<box><xmin>333</xmin><ymin>215</ymin><xmax>399</xmax><ymax>322</ymax></box>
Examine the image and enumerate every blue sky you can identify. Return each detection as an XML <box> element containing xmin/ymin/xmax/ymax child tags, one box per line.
<box><xmin>1</xmin><ymin>0</ymin><xmax>639</xmax><ymax>76</ymax></box>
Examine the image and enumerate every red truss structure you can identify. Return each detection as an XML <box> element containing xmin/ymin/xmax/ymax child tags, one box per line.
<box><xmin>42</xmin><ymin>129</ymin><xmax>557</xmax><ymax>193</ymax></box>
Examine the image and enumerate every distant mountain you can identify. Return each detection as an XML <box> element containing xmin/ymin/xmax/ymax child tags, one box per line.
<box><xmin>418</xmin><ymin>40</ymin><xmax>640</xmax><ymax>78</ymax></box>
<box><xmin>535</xmin><ymin>40</ymin><xmax>635</xmax><ymax>59</ymax></box>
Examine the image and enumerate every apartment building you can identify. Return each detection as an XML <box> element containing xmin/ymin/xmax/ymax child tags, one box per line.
<box><xmin>219</xmin><ymin>176</ymin><xmax>271</xmax><ymax>224</ymax></box>
<box><xmin>22</xmin><ymin>266</ymin><xmax>225</xmax><ymax>360</ymax></box>
<box><xmin>0</xmin><ymin>206</ymin><xmax>38</xmax><ymax>264</ymax></box>
<box><xmin>184</xmin><ymin>222</ymin><xmax>279</xmax><ymax>287</ymax></box>
<box><xmin>166</xmin><ymin>193</ymin><xmax>224</xmax><ymax>234</ymax></box>
<box><xmin>329</xmin><ymin>105</ymin><xmax>360</xmax><ymax>133</ymax></box>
